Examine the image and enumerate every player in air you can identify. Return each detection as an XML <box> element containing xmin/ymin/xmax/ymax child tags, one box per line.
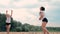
<box><xmin>39</xmin><ymin>7</ymin><xmax>49</xmax><ymax>34</ymax></box>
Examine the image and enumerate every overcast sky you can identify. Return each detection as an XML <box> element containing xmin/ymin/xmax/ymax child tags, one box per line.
<box><xmin>0</xmin><ymin>0</ymin><xmax>60</xmax><ymax>27</ymax></box>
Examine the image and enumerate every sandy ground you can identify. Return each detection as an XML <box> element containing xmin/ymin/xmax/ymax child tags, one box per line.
<box><xmin>0</xmin><ymin>32</ymin><xmax>60</xmax><ymax>34</ymax></box>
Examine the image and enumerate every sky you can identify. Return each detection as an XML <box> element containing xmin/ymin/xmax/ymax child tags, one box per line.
<box><xmin>0</xmin><ymin>0</ymin><xmax>60</xmax><ymax>27</ymax></box>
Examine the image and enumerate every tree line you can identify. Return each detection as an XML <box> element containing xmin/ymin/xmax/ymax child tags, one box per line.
<box><xmin>0</xmin><ymin>13</ymin><xmax>60</xmax><ymax>32</ymax></box>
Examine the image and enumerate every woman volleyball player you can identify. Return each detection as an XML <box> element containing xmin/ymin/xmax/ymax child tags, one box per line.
<box><xmin>6</xmin><ymin>10</ymin><xmax>13</xmax><ymax>34</ymax></box>
<box><xmin>39</xmin><ymin>7</ymin><xmax>49</xmax><ymax>34</ymax></box>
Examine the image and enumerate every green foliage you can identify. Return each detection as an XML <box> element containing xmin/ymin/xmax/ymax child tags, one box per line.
<box><xmin>0</xmin><ymin>13</ymin><xmax>60</xmax><ymax>32</ymax></box>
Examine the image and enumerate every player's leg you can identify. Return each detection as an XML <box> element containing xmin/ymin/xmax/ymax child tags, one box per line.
<box><xmin>6</xmin><ymin>24</ymin><xmax>11</xmax><ymax>34</ymax></box>
<box><xmin>41</xmin><ymin>22</ymin><xmax>49</xmax><ymax>34</ymax></box>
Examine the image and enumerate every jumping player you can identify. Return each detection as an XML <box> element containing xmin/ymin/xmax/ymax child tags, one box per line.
<box><xmin>39</xmin><ymin>7</ymin><xmax>49</xmax><ymax>34</ymax></box>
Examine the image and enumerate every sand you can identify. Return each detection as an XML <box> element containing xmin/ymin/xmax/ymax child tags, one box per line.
<box><xmin>0</xmin><ymin>32</ymin><xmax>60</xmax><ymax>34</ymax></box>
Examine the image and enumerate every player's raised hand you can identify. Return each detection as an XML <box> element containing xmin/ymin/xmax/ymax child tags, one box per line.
<box><xmin>6</xmin><ymin>10</ymin><xmax>8</xmax><ymax>14</ymax></box>
<box><xmin>11</xmin><ymin>10</ymin><xmax>13</xmax><ymax>16</ymax></box>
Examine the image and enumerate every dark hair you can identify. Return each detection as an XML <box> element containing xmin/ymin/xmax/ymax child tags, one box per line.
<box><xmin>40</xmin><ymin>6</ymin><xmax>45</xmax><ymax>11</ymax></box>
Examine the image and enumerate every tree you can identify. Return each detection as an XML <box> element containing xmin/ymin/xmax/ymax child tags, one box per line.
<box><xmin>0</xmin><ymin>13</ymin><xmax>60</xmax><ymax>32</ymax></box>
